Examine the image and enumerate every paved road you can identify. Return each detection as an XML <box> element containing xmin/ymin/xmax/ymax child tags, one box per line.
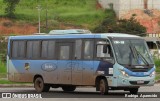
<box><xmin>0</xmin><ymin>84</ymin><xmax>160</xmax><ymax>101</ymax></box>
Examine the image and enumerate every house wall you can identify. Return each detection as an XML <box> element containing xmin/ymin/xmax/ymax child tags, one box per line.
<box><xmin>98</xmin><ymin>0</ymin><xmax>160</xmax><ymax>18</ymax></box>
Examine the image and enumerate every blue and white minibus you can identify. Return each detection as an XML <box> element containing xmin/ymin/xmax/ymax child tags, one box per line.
<box><xmin>7</xmin><ymin>30</ymin><xmax>155</xmax><ymax>94</ymax></box>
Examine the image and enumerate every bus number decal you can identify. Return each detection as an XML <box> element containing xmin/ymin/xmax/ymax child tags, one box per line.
<box><xmin>114</xmin><ymin>41</ymin><xmax>124</xmax><ymax>44</ymax></box>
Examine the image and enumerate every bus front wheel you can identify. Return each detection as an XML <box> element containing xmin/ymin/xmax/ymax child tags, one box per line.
<box><xmin>99</xmin><ymin>79</ymin><xmax>109</xmax><ymax>95</ymax></box>
<box><xmin>34</xmin><ymin>77</ymin><xmax>50</xmax><ymax>92</ymax></box>
<box><xmin>62</xmin><ymin>85</ymin><xmax>76</xmax><ymax>92</ymax></box>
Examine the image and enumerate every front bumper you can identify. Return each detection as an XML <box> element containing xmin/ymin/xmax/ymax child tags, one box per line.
<box><xmin>116</xmin><ymin>75</ymin><xmax>155</xmax><ymax>87</ymax></box>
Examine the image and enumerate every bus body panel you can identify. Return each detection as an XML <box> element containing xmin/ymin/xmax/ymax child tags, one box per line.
<box><xmin>8</xmin><ymin>59</ymin><xmax>115</xmax><ymax>85</ymax></box>
<box><xmin>7</xmin><ymin>33</ymin><xmax>155</xmax><ymax>91</ymax></box>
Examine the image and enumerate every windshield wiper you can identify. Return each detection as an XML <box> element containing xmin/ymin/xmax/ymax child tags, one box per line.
<box><xmin>128</xmin><ymin>46</ymin><xmax>135</xmax><ymax>66</ymax></box>
<box><xmin>132</xmin><ymin>46</ymin><xmax>149</xmax><ymax>66</ymax></box>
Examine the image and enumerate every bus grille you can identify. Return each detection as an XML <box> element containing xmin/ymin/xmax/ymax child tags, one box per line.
<box><xmin>128</xmin><ymin>68</ymin><xmax>151</xmax><ymax>72</ymax></box>
<box><xmin>129</xmin><ymin>81</ymin><xmax>150</xmax><ymax>85</ymax></box>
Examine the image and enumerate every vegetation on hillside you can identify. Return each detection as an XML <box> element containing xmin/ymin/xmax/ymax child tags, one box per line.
<box><xmin>0</xmin><ymin>0</ymin><xmax>107</xmax><ymax>33</ymax></box>
<box><xmin>0</xmin><ymin>0</ymin><xmax>147</xmax><ymax>35</ymax></box>
<box><xmin>3</xmin><ymin>0</ymin><xmax>20</xmax><ymax>18</ymax></box>
<box><xmin>93</xmin><ymin>12</ymin><xmax>147</xmax><ymax>36</ymax></box>
<box><xmin>0</xmin><ymin>36</ymin><xmax>7</xmax><ymax>78</ymax></box>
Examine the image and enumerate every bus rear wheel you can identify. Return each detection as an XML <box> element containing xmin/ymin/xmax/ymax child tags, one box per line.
<box><xmin>129</xmin><ymin>88</ymin><xmax>139</xmax><ymax>94</ymax></box>
<box><xmin>99</xmin><ymin>79</ymin><xmax>109</xmax><ymax>95</ymax></box>
<box><xmin>34</xmin><ymin>77</ymin><xmax>50</xmax><ymax>92</ymax></box>
<box><xmin>62</xmin><ymin>85</ymin><xmax>76</xmax><ymax>92</ymax></box>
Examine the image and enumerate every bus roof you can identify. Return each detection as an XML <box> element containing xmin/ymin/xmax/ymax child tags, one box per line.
<box><xmin>9</xmin><ymin>33</ymin><xmax>140</xmax><ymax>40</ymax></box>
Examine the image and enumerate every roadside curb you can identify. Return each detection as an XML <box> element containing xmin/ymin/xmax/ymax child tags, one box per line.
<box><xmin>0</xmin><ymin>84</ymin><xmax>33</xmax><ymax>87</ymax></box>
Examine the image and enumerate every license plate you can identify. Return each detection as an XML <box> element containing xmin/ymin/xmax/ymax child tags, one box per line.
<box><xmin>137</xmin><ymin>80</ymin><xmax>144</xmax><ymax>84</ymax></box>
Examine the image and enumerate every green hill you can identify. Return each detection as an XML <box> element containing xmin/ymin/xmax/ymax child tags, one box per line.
<box><xmin>0</xmin><ymin>0</ymin><xmax>113</xmax><ymax>32</ymax></box>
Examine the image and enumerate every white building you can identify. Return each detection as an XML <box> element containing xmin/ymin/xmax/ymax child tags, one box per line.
<box><xmin>98</xmin><ymin>0</ymin><xmax>160</xmax><ymax>18</ymax></box>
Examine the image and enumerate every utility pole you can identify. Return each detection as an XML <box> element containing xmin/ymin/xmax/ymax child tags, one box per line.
<box><xmin>46</xmin><ymin>1</ymin><xmax>48</xmax><ymax>33</ymax></box>
<box><xmin>37</xmin><ymin>5</ymin><xmax>41</xmax><ymax>33</ymax></box>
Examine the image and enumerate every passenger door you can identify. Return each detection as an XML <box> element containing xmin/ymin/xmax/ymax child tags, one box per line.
<box><xmin>57</xmin><ymin>42</ymin><xmax>74</xmax><ymax>84</ymax></box>
<box><xmin>72</xmin><ymin>40</ymin><xmax>83</xmax><ymax>85</ymax></box>
<box><xmin>82</xmin><ymin>40</ymin><xmax>95</xmax><ymax>85</ymax></box>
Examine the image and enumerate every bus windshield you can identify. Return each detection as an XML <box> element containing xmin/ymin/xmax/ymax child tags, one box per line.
<box><xmin>112</xmin><ymin>38</ymin><xmax>154</xmax><ymax>65</ymax></box>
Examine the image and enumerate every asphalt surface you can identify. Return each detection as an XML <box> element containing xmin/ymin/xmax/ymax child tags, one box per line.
<box><xmin>0</xmin><ymin>84</ymin><xmax>159</xmax><ymax>101</ymax></box>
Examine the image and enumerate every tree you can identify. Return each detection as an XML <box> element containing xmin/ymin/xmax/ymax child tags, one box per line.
<box><xmin>0</xmin><ymin>36</ymin><xmax>7</xmax><ymax>62</ymax></box>
<box><xmin>93</xmin><ymin>9</ymin><xmax>116</xmax><ymax>33</ymax></box>
<box><xmin>3</xmin><ymin>0</ymin><xmax>20</xmax><ymax>18</ymax></box>
<box><xmin>93</xmin><ymin>12</ymin><xmax>147</xmax><ymax>36</ymax></box>
<box><xmin>114</xmin><ymin>17</ymin><xmax>147</xmax><ymax>36</ymax></box>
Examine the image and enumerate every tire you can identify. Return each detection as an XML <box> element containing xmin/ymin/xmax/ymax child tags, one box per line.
<box><xmin>34</xmin><ymin>77</ymin><xmax>50</xmax><ymax>92</ymax></box>
<box><xmin>62</xmin><ymin>86</ymin><xmax>76</xmax><ymax>92</ymax></box>
<box><xmin>129</xmin><ymin>88</ymin><xmax>139</xmax><ymax>94</ymax></box>
<box><xmin>99</xmin><ymin>79</ymin><xmax>109</xmax><ymax>95</ymax></box>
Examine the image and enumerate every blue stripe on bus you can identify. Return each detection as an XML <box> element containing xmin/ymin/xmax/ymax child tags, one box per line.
<box><xmin>123</xmin><ymin>67</ymin><xmax>155</xmax><ymax>77</ymax></box>
<box><xmin>9</xmin><ymin>34</ymin><xmax>102</xmax><ymax>40</ymax></box>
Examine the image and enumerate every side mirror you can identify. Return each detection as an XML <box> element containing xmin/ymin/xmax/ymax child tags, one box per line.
<box><xmin>103</xmin><ymin>45</ymin><xmax>108</xmax><ymax>53</ymax></box>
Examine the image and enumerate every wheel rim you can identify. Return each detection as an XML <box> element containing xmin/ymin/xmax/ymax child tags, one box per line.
<box><xmin>100</xmin><ymin>80</ymin><xmax>105</xmax><ymax>94</ymax></box>
<box><xmin>35</xmin><ymin>78</ymin><xmax>43</xmax><ymax>92</ymax></box>
<box><xmin>37</xmin><ymin>80</ymin><xmax>42</xmax><ymax>88</ymax></box>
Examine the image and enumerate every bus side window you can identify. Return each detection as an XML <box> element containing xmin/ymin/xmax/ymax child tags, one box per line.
<box><xmin>84</xmin><ymin>40</ymin><xmax>94</xmax><ymax>59</ymax></box>
<box><xmin>104</xmin><ymin>45</ymin><xmax>113</xmax><ymax>57</ymax></box>
<box><xmin>48</xmin><ymin>41</ymin><xmax>55</xmax><ymax>59</ymax></box>
<box><xmin>26</xmin><ymin>41</ymin><xmax>40</xmax><ymax>59</ymax></box>
<box><xmin>96</xmin><ymin>40</ymin><xmax>114</xmax><ymax>63</ymax></box>
<box><xmin>59</xmin><ymin>46</ymin><xmax>70</xmax><ymax>60</ymax></box>
<box><xmin>18</xmin><ymin>41</ymin><xmax>26</xmax><ymax>58</ymax></box>
<box><xmin>11</xmin><ymin>41</ymin><xmax>26</xmax><ymax>58</ymax></box>
<box><xmin>26</xmin><ymin>41</ymin><xmax>33</xmax><ymax>59</ymax></box>
<box><xmin>97</xmin><ymin>44</ymin><xmax>112</xmax><ymax>58</ymax></box>
<box><xmin>12</xmin><ymin>41</ymin><xmax>18</xmax><ymax>58</ymax></box>
<box><xmin>41</xmin><ymin>41</ymin><xmax>55</xmax><ymax>59</ymax></box>
<box><xmin>75</xmin><ymin>40</ymin><xmax>82</xmax><ymax>59</ymax></box>
<box><xmin>41</xmin><ymin>41</ymin><xmax>48</xmax><ymax>58</ymax></box>
<box><xmin>32</xmin><ymin>41</ymin><xmax>40</xmax><ymax>58</ymax></box>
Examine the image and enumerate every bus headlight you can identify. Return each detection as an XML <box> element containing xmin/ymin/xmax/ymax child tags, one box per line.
<box><xmin>150</xmin><ymin>71</ymin><xmax>155</xmax><ymax>77</ymax></box>
<box><xmin>120</xmin><ymin>70</ymin><xmax>129</xmax><ymax>77</ymax></box>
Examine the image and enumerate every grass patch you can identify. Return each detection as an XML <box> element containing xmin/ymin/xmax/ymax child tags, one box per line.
<box><xmin>154</xmin><ymin>59</ymin><xmax>160</xmax><ymax>73</ymax></box>
<box><xmin>0</xmin><ymin>79</ymin><xmax>32</xmax><ymax>84</ymax></box>
<box><xmin>0</xmin><ymin>55</ymin><xmax>7</xmax><ymax>78</ymax></box>
<box><xmin>0</xmin><ymin>79</ymin><xmax>17</xmax><ymax>84</ymax></box>
<box><xmin>154</xmin><ymin>59</ymin><xmax>160</xmax><ymax>80</ymax></box>
<box><xmin>156</xmin><ymin>73</ymin><xmax>160</xmax><ymax>80</ymax></box>
<box><xmin>0</xmin><ymin>59</ymin><xmax>7</xmax><ymax>74</ymax></box>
